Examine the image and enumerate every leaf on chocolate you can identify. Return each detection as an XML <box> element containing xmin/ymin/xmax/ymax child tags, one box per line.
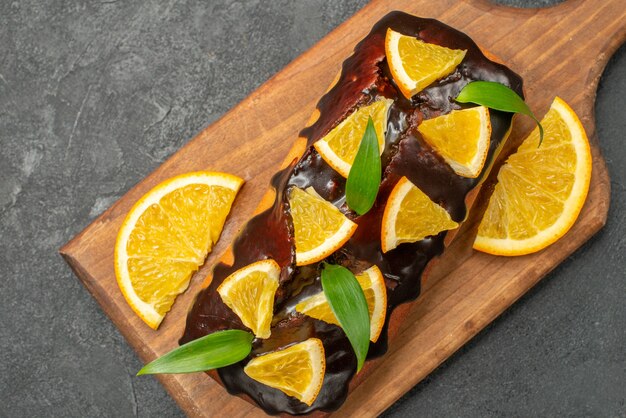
<box><xmin>346</xmin><ymin>116</ymin><xmax>382</xmax><ymax>215</ymax></box>
<box><xmin>137</xmin><ymin>329</ymin><xmax>253</xmax><ymax>375</ymax></box>
<box><xmin>320</xmin><ymin>263</ymin><xmax>370</xmax><ymax>371</ymax></box>
<box><xmin>456</xmin><ymin>81</ymin><xmax>544</xmax><ymax>144</ymax></box>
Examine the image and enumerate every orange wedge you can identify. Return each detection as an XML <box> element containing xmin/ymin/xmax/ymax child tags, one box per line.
<box><xmin>217</xmin><ymin>259</ymin><xmax>281</xmax><ymax>339</ymax></box>
<box><xmin>313</xmin><ymin>99</ymin><xmax>393</xmax><ymax>178</ymax></box>
<box><xmin>474</xmin><ymin>97</ymin><xmax>592</xmax><ymax>256</ymax></box>
<box><xmin>294</xmin><ymin>265</ymin><xmax>387</xmax><ymax>342</ymax></box>
<box><xmin>418</xmin><ymin>106</ymin><xmax>491</xmax><ymax>178</ymax></box>
<box><xmin>244</xmin><ymin>338</ymin><xmax>326</xmax><ymax>406</ymax></box>
<box><xmin>288</xmin><ymin>187</ymin><xmax>357</xmax><ymax>266</ymax></box>
<box><xmin>385</xmin><ymin>28</ymin><xmax>466</xmax><ymax>99</ymax></box>
<box><xmin>114</xmin><ymin>171</ymin><xmax>243</xmax><ymax>329</ymax></box>
<box><xmin>382</xmin><ymin>176</ymin><xmax>459</xmax><ymax>253</ymax></box>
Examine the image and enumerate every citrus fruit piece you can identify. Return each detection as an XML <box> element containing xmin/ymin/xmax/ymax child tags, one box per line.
<box><xmin>244</xmin><ymin>338</ymin><xmax>325</xmax><ymax>406</ymax></box>
<box><xmin>313</xmin><ymin>98</ymin><xmax>393</xmax><ymax>178</ymax></box>
<box><xmin>382</xmin><ymin>176</ymin><xmax>459</xmax><ymax>253</ymax></box>
<box><xmin>474</xmin><ymin>97</ymin><xmax>592</xmax><ymax>256</ymax></box>
<box><xmin>115</xmin><ymin>171</ymin><xmax>243</xmax><ymax>329</ymax></box>
<box><xmin>418</xmin><ymin>106</ymin><xmax>491</xmax><ymax>178</ymax></box>
<box><xmin>385</xmin><ymin>28</ymin><xmax>466</xmax><ymax>99</ymax></box>
<box><xmin>288</xmin><ymin>187</ymin><xmax>357</xmax><ymax>266</ymax></box>
<box><xmin>217</xmin><ymin>259</ymin><xmax>281</xmax><ymax>339</ymax></box>
<box><xmin>294</xmin><ymin>265</ymin><xmax>387</xmax><ymax>342</ymax></box>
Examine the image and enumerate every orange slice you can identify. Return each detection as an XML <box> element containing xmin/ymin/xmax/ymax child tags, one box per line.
<box><xmin>114</xmin><ymin>171</ymin><xmax>243</xmax><ymax>329</ymax></box>
<box><xmin>294</xmin><ymin>265</ymin><xmax>387</xmax><ymax>342</ymax></box>
<box><xmin>385</xmin><ymin>28</ymin><xmax>466</xmax><ymax>99</ymax></box>
<box><xmin>474</xmin><ymin>97</ymin><xmax>592</xmax><ymax>256</ymax></box>
<box><xmin>418</xmin><ymin>106</ymin><xmax>491</xmax><ymax>178</ymax></box>
<box><xmin>288</xmin><ymin>187</ymin><xmax>357</xmax><ymax>266</ymax></box>
<box><xmin>313</xmin><ymin>98</ymin><xmax>393</xmax><ymax>178</ymax></box>
<box><xmin>217</xmin><ymin>259</ymin><xmax>280</xmax><ymax>339</ymax></box>
<box><xmin>382</xmin><ymin>176</ymin><xmax>459</xmax><ymax>253</ymax></box>
<box><xmin>244</xmin><ymin>338</ymin><xmax>326</xmax><ymax>406</ymax></box>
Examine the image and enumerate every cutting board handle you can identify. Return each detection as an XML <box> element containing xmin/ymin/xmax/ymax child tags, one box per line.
<box><xmin>467</xmin><ymin>0</ymin><xmax>626</xmax><ymax>94</ymax></box>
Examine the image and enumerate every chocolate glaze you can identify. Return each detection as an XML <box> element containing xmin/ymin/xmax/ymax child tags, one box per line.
<box><xmin>181</xmin><ymin>11</ymin><xmax>523</xmax><ymax>415</ymax></box>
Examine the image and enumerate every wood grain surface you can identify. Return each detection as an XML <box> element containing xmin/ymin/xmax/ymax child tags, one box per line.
<box><xmin>60</xmin><ymin>0</ymin><xmax>625</xmax><ymax>416</ymax></box>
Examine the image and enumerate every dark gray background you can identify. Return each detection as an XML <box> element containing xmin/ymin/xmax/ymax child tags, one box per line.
<box><xmin>1</xmin><ymin>0</ymin><xmax>624</xmax><ymax>416</ymax></box>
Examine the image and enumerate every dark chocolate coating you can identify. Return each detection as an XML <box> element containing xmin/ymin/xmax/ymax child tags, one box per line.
<box><xmin>181</xmin><ymin>11</ymin><xmax>523</xmax><ymax>415</ymax></box>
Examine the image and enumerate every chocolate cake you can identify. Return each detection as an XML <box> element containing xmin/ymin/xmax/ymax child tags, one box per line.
<box><xmin>181</xmin><ymin>11</ymin><xmax>523</xmax><ymax>415</ymax></box>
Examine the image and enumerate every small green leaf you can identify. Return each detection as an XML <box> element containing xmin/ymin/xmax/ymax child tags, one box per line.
<box><xmin>321</xmin><ymin>263</ymin><xmax>370</xmax><ymax>371</ymax></box>
<box><xmin>137</xmin><ymin>329</ymin><xmax>253</xmax><ymax>375</ymax></box>
<box><xmin>346</xmin><ymin>116</ymin><xmax>382</xmax><ymax>215</ymax></box>
<box><xmin>456</xmin><ymin>81</ymin><xmax>544</xmax><ymax>144</ymax></box>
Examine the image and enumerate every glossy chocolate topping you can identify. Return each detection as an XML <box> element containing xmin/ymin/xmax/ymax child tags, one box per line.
<box><xmin>181</xmin><ymin>11</ymin><xmax>523</xmax><ymax>415</ymax></box>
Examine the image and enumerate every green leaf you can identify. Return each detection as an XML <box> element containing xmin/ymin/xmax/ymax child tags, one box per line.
<box><xmin>137</xmin><ymin>329</ymin><xmax>253</xmax><ymax>375</ymax></box>
<box><xmin>346</xmin><ymin>116</ymin><xmax>382</xmax><ymax>215</ymax></box>
<box><xmin>456</xmin><ymin>81</ymin><xmax>544</xmax><ymax>144</ymax></box>
<box><xmin>321</xmin><ymin>263</ymin><xmax>370</xmax><ymax>371</ymax></box>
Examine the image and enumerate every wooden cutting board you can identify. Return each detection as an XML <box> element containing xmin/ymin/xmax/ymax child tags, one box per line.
<box><xmin>60</xmin><ymin>0</ymin><xmax>625</xmax><ymax>416</ymax></box>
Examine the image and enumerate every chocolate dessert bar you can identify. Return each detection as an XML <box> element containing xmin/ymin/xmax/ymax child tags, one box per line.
<box><xmin>181</xmin><ymin>11</ymin><xmax>523</xmax><ymax>415</ymax></box>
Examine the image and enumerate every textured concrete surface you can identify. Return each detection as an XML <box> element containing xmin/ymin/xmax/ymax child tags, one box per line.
<box><xmin>0</xmin><ymin>0</ymin><xmax>624</xmax><ymax>417</ymax></box>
